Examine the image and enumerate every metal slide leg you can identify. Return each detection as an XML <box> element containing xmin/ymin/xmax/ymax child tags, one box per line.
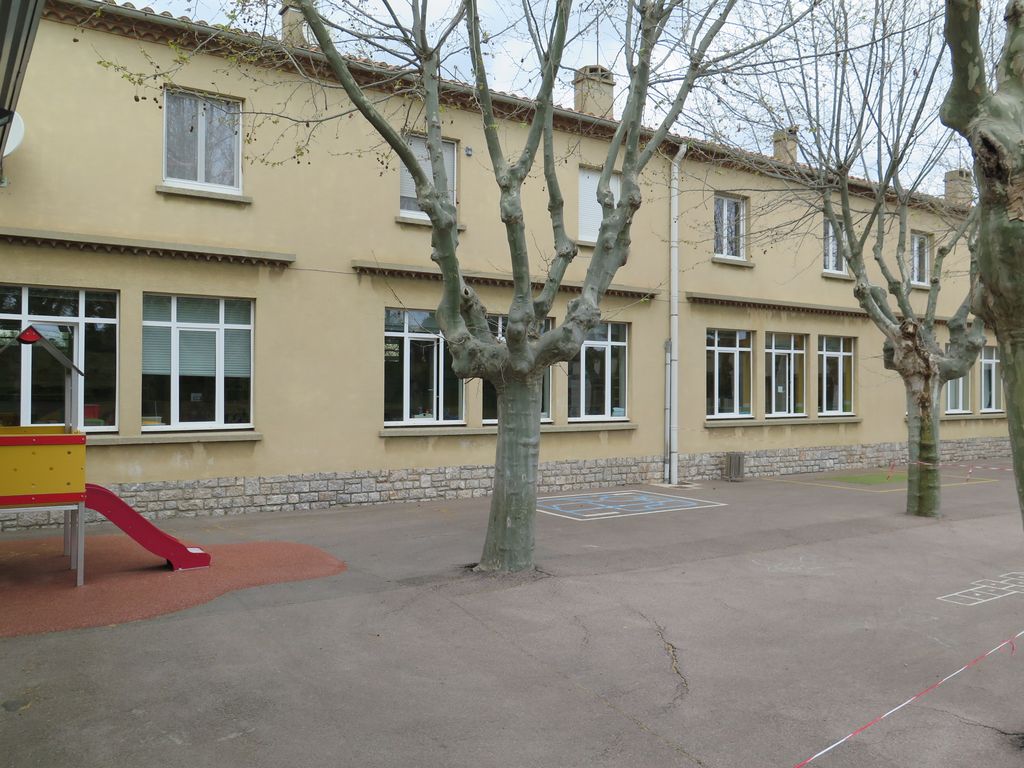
<box><xmin>63</xmin><ymin>508</ymin><xmax>71</xmax><ymax>557</ymax></box>
<box><xmin>75</xmin><ymin>502</ymin><xmax>85</xmax><ymax>587</ymax></box>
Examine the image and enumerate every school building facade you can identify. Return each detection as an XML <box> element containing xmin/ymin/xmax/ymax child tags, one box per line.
<box><xmin>0</xmin><ymin>0</ymin><xmax>1009</xmax><ymax>529</ymax></box>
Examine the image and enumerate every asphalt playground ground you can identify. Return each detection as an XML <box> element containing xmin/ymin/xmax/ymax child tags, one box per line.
<box><xmin>2</xmin><ymin>461</ymin><xmax>1023</xmax><ymax>768</ymax></box>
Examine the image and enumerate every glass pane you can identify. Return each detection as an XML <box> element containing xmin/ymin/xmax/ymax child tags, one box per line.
<box><xmin>28</xmin><ymin>287</ymin><xmax>78</xmax><ymax>318</ymax></box>
<box><xmin>224</xmin><ymin>328</ymin><xmax>251</xmax><ymax>423</ymax></box>
<box><xmin>824</xmin><ymin>356</ymin><xmax>839</xmax><ymax>412</ymax></box>
<box><xmin>142</xmin><ymin>374</ymin><xmax>170</xmax><ymax>426</ymax></box>
<box><xmin>407</xmin><ymin>310</ymin><xmax>438</xmax><ymax>334</ymax></box>
<box><xmin>177</xmin><ymin>297</ymin><xmax>219</xmax><ymax>324</ymax></box>
<box><xmin>737</xmin><ymin>331</ymin><xmax>751</xmax><ymax>348</ymax></box>
<box><xmin>586</xmin><ymin>323</ymin><xmax>608</xmax><ymax>342</ymax></box>
<box><xmin>584</xmin><ymin>346</ymin><xmax>607</xmax><ymax>416</ymax></box>
<box><xmin>842</xmin><ymin>356</ymin><xmax>853</xmax><ymax>412</ymax></box>
<box><xmin>0</xmin><ymin>321</ymin><xmax>20</xmax><ymax>425</ymax></box>
<box><xmin>773</xmin><ymin>333</ymin><xmax>791</xmax><ymax>351</ymax></box>
<box><xmin>204</xmin><ymin>98</ymin><xmax>239</xmax><ymax>187</ymax></box>
<box><xmin>717</xmin><ymin>351</ymin><xmax>735</xmax><ymax>414</ymax></box>
<box><xmin>30</xmin><ymin>325</ymin><xmax>73</xmax><ymax>424</ymax></box>
<box><xmin>568</xmin><ymin>353</ymin><xmax>582</xmax><ymax>418</ymax></box>
<box><xmin>384</xmin><ymin>308</ymin><xmax>405</xmax><ymax>332</ymax></box>
<box><xmin>773</xmin><ymin>355</ymin><xmax>789</xmax><ymax>413</ymax></box>
<box><xmin>717</xmin><ymin>330</ymin><xmax>736</xmax><ymax>347</ymax></box>
<box><xmin>486</xmin><ymin>315</ymin><xmax>503</xmax><ymax>338</ymax></box>
<box><xmin>224</xmin><ymin>299</ymin><xmax>251</xmax><ymax>325</ymax></box>
<box><xmin>706</xmin><ymin>349</ymin><xmax>715</xmax><ymax>415</ymax></box>
<box><xmin>408</xmin><ymin>339</ymin><xmax>436</xmax><ymax>419</ymax></box>
<box><xmin>823</xmin><ymin>336</ymin><xmax>840</xmax><ymax>353</ymax></box>
<box><xmin>224</xmin><ymin>376</ymin><xmax>250</xmax><ymax>424</ymax></box>
<box><xmin>441</xmin><ymin>346</ymin><xmax>461</xmax><ymax>421</ymax></box>
<box><xmin>793</xmin><ymin>353</ymin><xmax>805</xmax><ymax>413</ymax></box>
<box><xmin>84</xmin><ymin>292</ymin><xmax>117</xmax><ymax>319</ymax></box>
<box><xmin>610</xmin><ymin>323</ymin><xmax>627</xmax><ymax>343</ymax></box>
<box><xmin>541</xmin><ymin>367</ymin><xmax>551</xmax><ymax>419</ymax></box>
<box><xmin>142</xmin><ymin>326</ymin><xmax>171</xmax><ymax>375</ymax></box>
<box><xmin>482</xmin><ymin>380</ymin><xmax>497</xmax><ymax>421</ymax></box>
<box><xmin>714</xmin><ymin>197</ymin><xmax>724</xmax><ymax>254</ymax></box>
<box><xmin>383</xmin><ymin>337</ymin><xmax>404</xmax><ymax>421</ymax></box>
<box><xmin>726</xmin><ymin>201</ymin><xmax>740</xmax><ymax>256</ymax></box>
<box><xmin>0</xmin><ymin>285</ymin><xmax>20</xmax><ymax>315</ymax></box>
<box><xmin>166</xmin><ymin>91</ymin><xmax>200</xmax><ymax>182</ymax></box>
<box><xmin>84</xmin><ymin>323</ymin><xmax>116</xmax><ymax>426</ymax></box>
<box><xmin>738</xmin><ymin>350</ymin><xmax>751</xmax><ymax>414</ymax></box>
<box><xmin>224</xmin><ymin>329</ymin><xmax>251</xmax><ymax>377</ymax></box>
<box><xmin>610</xmin><ymin>345</ymin><xmax>626</xmax><ymax>416</ymax></box>
<box><xmin>143</xmin><ymin>294</ymin><xmax>172</xmax><ymax>322</ymax></box>
<box><xmin>178</xmin><ymin>330</ymin><xmax>216</xmax><ymax>422</ymax></box>
<box><xmin>794</xmin><ymin>335</ymin><xmax>805</xmax><ymax>351</ymax></box>
<box><xmin>706</xmin><ymin>329</ymin><xmax>717</xmax><ymax>347</ymax></box>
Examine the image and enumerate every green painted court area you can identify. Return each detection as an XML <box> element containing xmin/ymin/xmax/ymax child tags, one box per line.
<box><xmin>832</xmin><ymin>471</ymin><xmax>908</xmax><ymax>485</ymax></box>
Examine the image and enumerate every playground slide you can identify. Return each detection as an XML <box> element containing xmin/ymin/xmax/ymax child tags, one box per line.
<box><xmin>83</xmin><ymin>483</ymin><xmax>212</xmax><ymax>570</ymax></box>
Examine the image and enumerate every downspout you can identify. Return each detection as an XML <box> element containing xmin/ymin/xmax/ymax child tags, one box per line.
<box><xmin>669</xmin><ymin>141</ymin><xmax>688</xmax><ymax>485</ymax></box>
<box><xmin>663</xmin><ymin>339</ymin><xmax>671</xmax><ymax>481</ymax></box>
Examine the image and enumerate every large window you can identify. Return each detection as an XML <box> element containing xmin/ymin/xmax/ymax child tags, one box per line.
<box><xmin>764</xmin><ymin>332</ymin><xmax>806</xmax><ymax>417</ymax></box>
<box><xmin>714</xmin><ymin>195</ymin><xmax>745</xmax><ymax>260</ymax></box>
<box><xmin>706</xmin><ymin>329</ymin><xmax>752</xmax><ymax>418</ymax></box>
<box><xmin>399</xmin><ymin>135</ymin><xmax>456</xmax><ymax>219</ymax></box>
<box><xmin>818</xmin><ymin>336</ymin><xmax>854</xmax><ymax>415</ymax></box>
<box><xmin>0</xmin><ymin>285</ymin><xmax>118</xmax><ymax>430</ymax></box>
<box><xmin>568</xmin><ymin>322</ymin><xmax>628</xmax><ymax>420</ymax></box>
<box><xmin>384</xmin><ymin>309</ymin><xmax>463</xmax><ymax>424</ymax></box>
<box><xmin>164</xmin><ymin>90</ymin><xmax>242</xmax><ymax>192</ymax></box>
<box><xmin>482</xmin><ymin>315</ymin><xmax>552</xmax><ymax>422</ymax></box>
<box><xmin>946</xmin><ymin>373</ymin><xmax>971</xmax><ymax>414</ymax></box>
<box><xmin>910</xmin><ymin>233</ymin><xmax>930</xmax><ymax>286</ymax></box>
<box><xmin>981</xmin><ymin>345</ymin><xmax>1003</xmax><ymax>412</ymax></box>
<box><xmin>578</xmin><ymin>168</ymin><xmax>621</xmax><ymax>243</ymax></box>
<box><xmin>142</xmin><ymin>295</ymin><xmax>253</xmax><ymax>429</ymax></box>
<box><xmin>823</xmin><ymin>220</ymin><xmax>846</xmax><ymax>274</ymax></box>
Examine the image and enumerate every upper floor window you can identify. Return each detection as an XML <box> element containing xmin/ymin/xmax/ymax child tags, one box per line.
<box><xmin>578</xmin><ymin>168</ymin><xmax>621</xmax><ymax>243</ymax></box>
<box><xmin>384</xmin><ymin>309</ymin><xmax>463</xmax><ymax>424</ymax></box>
<box><xmin>142</xmin><ymin>295</ymin><xmax>253</xmax><ymax>430</ymax></box>
<box><xmin>823</xmin><ymin>220</ymin><xmax>846</xmax><ymax>274</ymax></box>
<box><xmin>482</xmin><ymin>315</ymin><xmax>552</xmax><ymax>422</ymax></box>
<box><xmin>818</xmin><ymin>336</ymin><xmax>854</xmax><ymax>415</ymax></box>
<box><xmin>399</xmin><ymin>135</ymin><xmax>456</xmax><ymax>219</ymax></box>
<box><xmin>981</xmin><ymin>345</ymin><xmax>1003</xmax><ymax>412</ymax></box>
<box><xmin>910</xmin><ymin>233</ymin><xmax>930</xmax><ymax>286</ymax></box>
<box><xmin>714</xmin><ymin>195</ymin><xmax>745</xmax><ymax>260</ymax></box>
<box><xmin>568</xmin><ymin>322</ymin><xmax>628</xmax><ymax>420</ymax></box>
<box><xmin>706</xmin><ymin>329</ymin><xmax>752</xmax><ymax>418</ymax></box>
<box><xmin>0</xmin><ymin>285</ymin><xmax>118</xmax><ymax>431</ymax></box>
<box><xmin>164</xmin><ymin>90</ymin><xmax>242</xmax><ymax>192</ymax></box>
<box><xmin>765</xmin><ymin>332</ymin><xmax>806</xmax><ymax>417</ymax></box>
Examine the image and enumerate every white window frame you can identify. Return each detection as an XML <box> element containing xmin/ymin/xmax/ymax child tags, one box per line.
<box><xmin>482</xmin><ymin>315</ymin><xmax>552</xmax><ymax>424</ymax></box>
<box><xmin>141</xmin><ymin>295</ymin><xmax>254</xmax><ymax>431</ymax></box>
<box><xmin>910</xmin><ymin>232</ymin><xmax>930</xmax><ymax>287</ymax></box>
<box><xmin>714</xmin><ymin>194</ymin><xmax>746</xmax><ymax>260</ymax></box>
<box><xmin>568</xmin><ymin>322</ymin><xmax>629</xmax><ymax>421</ymax></box>
<box><xmin>981</xmin><ymin>346</ymin><xmax>1003</xmax><ymax>413</ymax></box>
<box><xmin>818</xmin><ymin>336</ymin><xmax>855</xmax><ymax>416</ymax></box>
<box><xmin>384</xmin><ymin>309</ymin><xmax>464</xmax><ymax>426</ymax></box>
<box><xmin>398</xmin><ymin>135</ymin><xmax>457</xmax><ymax>221</ymax></box>
<box><xmin>163</xmin><ymin>89</ymin><xmax>243</xmax><ymax>194</ymax></box>
<box><xmin>823</xmin><ymin>219</ymin><xmax>846</xmax><ymax>275</ymax></box>
<box><xmin>578</xmin><ymin>167</ymin><xmax>622</xmax><ymax>244</ymax></box>
<box><xmin>945</xmin><ymin>374</ymin><xmax>970</xmax><ymax>414</ymax></box>
<box><xmin>764</xmin><ymin>332</ymin><xmax>806</xmax><ymax>417</ymax></box>
<box><xmin>0</xmin><ymin>285</ymin><xmax>119</xmax><ymax>433</ymax></box>
<box><xmin>706</xmin><ymin>329</ymin><xmax>754</xmax><ymax>419</ymax></box>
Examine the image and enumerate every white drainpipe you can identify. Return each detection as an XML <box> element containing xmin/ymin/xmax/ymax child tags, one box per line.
<box><xmin>668</xmin><ymin>142</ymin><xmax>688</xmax><ymax>484</ymax></box>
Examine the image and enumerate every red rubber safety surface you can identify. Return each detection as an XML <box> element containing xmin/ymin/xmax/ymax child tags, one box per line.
<box><xmin>0</xmin><ymin>535</ymin><xmax>347</xmax><ymax>637</ymax></box>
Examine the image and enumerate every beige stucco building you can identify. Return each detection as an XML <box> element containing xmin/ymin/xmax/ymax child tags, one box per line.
<box><xmin>0</xmin><ymin>0</ymin><xmax>1009</xmax><ymax>528</ymax></box>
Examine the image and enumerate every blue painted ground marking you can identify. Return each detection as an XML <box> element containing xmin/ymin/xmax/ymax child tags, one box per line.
<box><xmin>537</xmin><ymin>491</ymin><xmax>726</xmax><ymax>521</ymax></box>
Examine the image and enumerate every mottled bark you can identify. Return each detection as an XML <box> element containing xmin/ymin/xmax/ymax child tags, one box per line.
<box><xmin>477</xmin><ymin>376</ymin><xmax>542</xmax><ymax>573</ymax></box>
<box><xmin>904</xmin><ymin>376</ymin><xmax>942</xmax><ymax>517</ymax></box>
<box><xmin>942</xmin><ymin>0</ymin><xmax>1024</xmax><ymax>525</ymax></box>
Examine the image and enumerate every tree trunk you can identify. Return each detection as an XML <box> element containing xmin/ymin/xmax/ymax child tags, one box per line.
<box><xmin>998</xmin><ymin>335</ymin><xmax>1024</xmax><ymax>526</ymax></box>
<box><xmin>477</xmin><ymin>376</ymin><xmax>543</xmax><ymax>572</ymax></box>
<box><xmin>905</xmin><ymin>377</ymin><xmax>942</xmax><ymax>517</ymax></box>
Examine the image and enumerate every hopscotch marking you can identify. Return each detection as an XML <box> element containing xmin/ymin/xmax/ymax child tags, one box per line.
<box><xmin>938</xmin><ymin>572</ymin><xmax>1024</xmax><ymax>606</ymax></box>
<box><xmin>537</xmin><ymin>491</ymin><xmax>725</xmax><ymax>522</ymax></box>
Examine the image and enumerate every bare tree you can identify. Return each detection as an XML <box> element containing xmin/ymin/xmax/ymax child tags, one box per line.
<box><xmin>942</xmin><ymin>0</ymin><xmax>1024</xmax><ymax>527</ymax></box>
<box><xmin>705</xmin><ymin>0</ymin><xmax>983</xmax><ymax>516</ymax></box>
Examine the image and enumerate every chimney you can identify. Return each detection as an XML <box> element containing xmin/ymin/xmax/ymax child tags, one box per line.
<box><xmin>280</xmin><ymin>0</ymin><xmax>306</xmax><ymax>47</ymax></box>
<box><xmin>944</xmin><ymin>168</ymin><xmax>973</xmax><ymax>206</ymax></box>
<box><xmin>573</xmin><ymin>65</ymin><xmax>615</xmax><ymax>118</ymax></box>
<box><xmin>772</xmin><ymin>126</ymin><xmax>798</xmax><ymax>164</ymax></box>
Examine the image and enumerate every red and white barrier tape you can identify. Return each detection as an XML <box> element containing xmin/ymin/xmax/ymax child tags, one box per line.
<box><xmin>792</xmin><ymin>628</ymin><xmax>1024</xmax><ymax>767</ymax></box>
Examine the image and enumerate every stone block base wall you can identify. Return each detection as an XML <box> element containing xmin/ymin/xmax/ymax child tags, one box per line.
<box><xmin>0</xmin><ymin>437</ymin><xmax>1012</xmax><ymax>530</ymax></box>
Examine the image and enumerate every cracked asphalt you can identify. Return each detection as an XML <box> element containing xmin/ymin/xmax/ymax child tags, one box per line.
<box><xmin>2</xmin><ymin>463</ymin><xmax>1023</xmax><ymax>767</ymax></box>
